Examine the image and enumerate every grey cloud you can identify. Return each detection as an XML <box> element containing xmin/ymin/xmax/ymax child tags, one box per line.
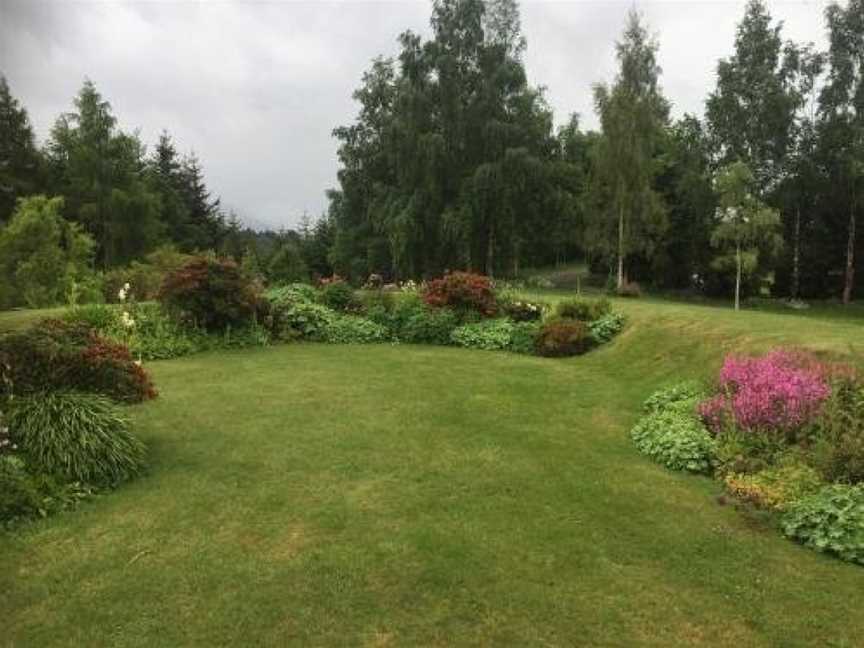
<box><xmin>0</xmin><ymin>0</ymin><xmax>831</xmax><ymax>229</ymax></box>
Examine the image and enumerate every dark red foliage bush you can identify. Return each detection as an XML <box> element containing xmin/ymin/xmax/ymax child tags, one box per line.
<box><xmin>0</xmin><ymin>319</ymin><xmax>156</xmax><ymax>402</ymax></box>
<box><xmin>159</xmin><ymin>256</ymin><xmax>261</xmax><ymax>331</ymax></box>
<box><xmin>534</xmin><ymin>319</ymin><xmax>595</xmax><ymax>357</ymax></box>
<box><xmin>422</xmin><ymin>272</ymin><xmax>498</xmax><ymax>317</ymax></box>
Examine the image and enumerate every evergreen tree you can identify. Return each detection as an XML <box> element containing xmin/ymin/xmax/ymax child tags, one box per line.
<box><xmin>0</xmin><ymin>75</ymin><xmax>41</xmax><ymax>225</ymax></box>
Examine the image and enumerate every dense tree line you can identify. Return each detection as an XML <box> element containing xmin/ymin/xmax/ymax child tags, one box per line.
<box><xmin>328</xmin><ymin>0</ymin><xmax>864</xmax><ymax>303</ymax></box>
<box><xmin>1</xmin><ymin>0</ymin><xmax>862</xmax><ymax>306</ymax></box>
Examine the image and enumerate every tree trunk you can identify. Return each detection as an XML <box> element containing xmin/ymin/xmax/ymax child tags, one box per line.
<box><xmin>617</xmin><ymin>202</ymin><xmax>625</xmax><ymax>290</ymax></box>
<box><xmin>735</xmin><ymin>242</ymin><xmax>742</xmax><ymax>312</ymax></box>
<box><xmin>843</xmin><ymin>200</ymin><xmax>856</xmax><ymax>305</ymax></box>
<box><xmin>792</xmin><ymin>205</ymin><xmax>801</xmax><ymax>299</ymax></box>
<box><xmin>486</xmin><ymin>222</ymin><xmax>495</xmax><ymax>279</ymax></box>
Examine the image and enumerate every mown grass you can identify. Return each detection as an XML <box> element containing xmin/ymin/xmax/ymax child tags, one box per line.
<box><xmin>2</xmin><ymin>298</ymin><xmax>864</xmax><ymax>646</ymax></box>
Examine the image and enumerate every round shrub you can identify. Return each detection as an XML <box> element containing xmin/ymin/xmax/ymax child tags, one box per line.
<box><xmin>501</xmin><ymin>300</ymin><xmax>545</xmax><ymax>322</ymax></box>
<box><xmin>509</xmin><ymin>321</ymin><xmax>541</xmax><ymax>355</ymax></box>
<box><xmin>321</xmin><ymin>315</ymin><xmax>388</xmax><ymax>344</ymax></box>
<box><xmin>0</xmin><ymin>319</ymin><xmax>157</xmax><ymax>403</ymax></box>
<box><xmin>159</xmin><ymin>256</ymin><xmax>262</xmax><ymax>331</ymax></box>
<box><xmin>534</xmin><ymin>319</ymin><xmax>594</xmax><ymax>357</ymax></box>
<box><xmin>588</xmin><ymin>312</ymin><xmax>626</xmax><ymax>344</ymax></box>
<box><xmin>422</xmin><ymin>272</ymin><xmax>498</xmax><ymax>318</ymax></box>
<box><xmin>400</xmin><ymin>307</ymin><xmax>459</xmax><ymax>345</ymax></box>
<box><xmin>782</xmin><ymin>484</ymin><xmax>864</xmax><ymax>565</ymax></box>
<box><xmin>630</xmin><ymin>409</ymin><xmax>717</xmax><ymax>473</ymax></box>
<box><xmin>554</xmin><ymin>297</ymin><xmax>611</xmax><ymax>322</ymax></box>
<box><xmin>320</xmin><ymin>279</ymin><xmax>356</xmax><ymax>312</ymax></box>
<box><xmin>6</xmin><ymin>392</ymin><xmax>147</xmax><ymax>487</ymax></box>
<box><xmin>643</xmin><ymin>381</ymin><xmax>706</xmax><ymax>414</ymax></box>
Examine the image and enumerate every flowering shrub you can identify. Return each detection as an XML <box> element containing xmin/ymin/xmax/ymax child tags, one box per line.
<box><xmin>422</xmin><ymin>272</ymin><xmax>498</xmax><ymax>318</ymax></box>
<box><xmin>502</xmin><ymin>300</ymin><xmax>545</xmax><ymax>322</ymax></box>
<box><xmin>159</xmin><ymin>256</ymin><xmax>262</xmax><ymax>331</ymax></box>
<box><xmin>698</xmin><ymin>349</ymin><xmax>830</xmax><ymax>434</ymax></box>
<box><xmin>0</xmin><ymin>319</ymin><xmax>156</xmax><ymax>403</ymax></box>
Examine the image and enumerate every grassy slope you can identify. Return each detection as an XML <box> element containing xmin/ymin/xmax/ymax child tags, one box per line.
<box><xmin>2</xmin><ymin>299</ymin><xmax>864</xmax><ymax>647</ymax></box>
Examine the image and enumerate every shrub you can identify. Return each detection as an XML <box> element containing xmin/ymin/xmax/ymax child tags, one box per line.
<box><xmin>588</xmin><ymin>312</ymin><xmax>626</xmax><ymax>344</ymax></box>
<box><xmin>64</xmin><ymin>303</ymin><xmax>119</xmax><ymax>332</ymax></box>
<box><xmin>422</xmin><ymin>272</ymin><xmax>498</xmax><ymax>318</ymax></box>
<box><xmin>724</xmin><ymin>461</ymin><xmax>823</xmax><ymax>510</ymax></box>
<box><xmin>809</xmin><ymin>378</ymin><xmax>864</xmax><ymax>484</ymax></box>
<box><xmin>0</xmin><ymin>319</ymin><xmax>156</xmax><ymax>403</ymax></box>
<box><xmin>534</xmin><ymin>319</ymin><xmax>594</xmax><ymax>357</ymax></box>
<box><xmin>509</xmin><ymin>321</ymin><xmax>541</xmax><ymax>355</ymax></box>
<box><xmin>105</xmin><ymin>245</ymin><xmax>194</xmax><ymax>303</ymax></box>
<box><xmin>6</xmin><ymin>392</ymin><xmax>146</xmax><ymax>487</ymax></box>
<box><xmin>782</xmin><ymin>484</ymin><xmax>864</xmax><ymax>565</ymax></box>
<box><xmin>616</xmin><ymin>281</ymin><xmax>642</xmax><ymax>298</ymax></box>
<box><xmin>109</xmin><ymin>302</ymin><xmax>204</xmax><ymax>360</ymax></box>
<box><xmin>501</xmin><ymin>300</ymin><xmax>545</xmax><ymax>322</ymax></box>
<box><xmin>159</xmin><ymin>256</ymin><xmax>262</xmax><ymax>331</ymax></box>
<box><xmin>643</xmin><ymin>381</ymin><xmax>706</xmax><ymax>414</ymax></box>
<box><xmin>713</xmin><ymin>428</ymin><xmax>787</xmax><ymax>477</ymax></box>
<box><xmin>400</xmin><ymin>307</ymin><xmax>459</xmax><ymax>345</ymax></box>
<box><xmin>319</xmin><ymin>279</ymin><xmax>356</xmax><ymax>312</ymax></box>
<box><xmin>451</xmin><ymin>319</ymin><xmax>515</xmax><ymax>351</ymax></box>
<box><xmin>322</xmin><ymin>315</ymin><xmax>388</xmax><ymax>344</ymax></box>
<box><xmin>630</xmin><ymin>409</ymin><xmax>717</xmax><ymax>473</ymax></box>
<box><xmin>554</xmin><ymin>297</ymin><xmax>611</xmax><ymax>322</ymax></box>
<box><xmin>698</xmin><ymin>349</ymin><xmax>830</xmax><ymax>435</ymax></box>
<box><xmin>0</xmin><ymin>455</ymin><xmax>42</xmax><ymax>523</ymax></box>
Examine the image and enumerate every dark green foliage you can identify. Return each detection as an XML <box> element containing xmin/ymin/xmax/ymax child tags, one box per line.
<box><xmin>319</xmin><ymin>280</ymin><xmax>356</xmax><ymax>312</ymax></box>
<box><xmin>0</xmin><ymin>76</ymin><xmax>41</xmax><ymax>227</ymax></box>
<box><xmin>554</xmin><ymin>296</ymin><xmax>611</xmax><ymax>322</ymax></box>
<box><xmin>782</xmin><ymin>484</ymin><xmax>864</xmax><ymax>565</ymax></box>
<box><xmin>322</xmin><ymin>316</ymin><xmax>388</xmax><ymax>344</ymax></box>
<box><xmin>159</xmin><ymin>256</ymin><xmax>262</xmax><ymax>331</ymax></box>
<box><xmin>534</xmin><ymin>319</ymin><xmax>595</xmax><ymax>357</ymax></box>
<box><xmin>0</xmin><ymin>319</ymin><xmax>157</xmax><ymax>402</ymax></box>
<box><xmin>264</xmin><ymin>285</ymin><xmax>334</xmax><ymax>341</ymax></box>
<box><xmin>399</xmin><ymin>307</ymin><xmax>459</xmax><ymax>345</ymax></box>
<box><xmin>0</xmin><ymin>455</ymin><xmax>42</xmax><ymax>523</ymax></box>
<box><xmin>810</xmin><ymin>379</ymin><xmax>864</xmax><ymax>484</ymax></box>
<box><xmin>642</xmin><ymin>381</ymin><xmax>705</xmax><ymax>414</ymax></box>
<box><xmin>6</xmin><ymin>392</ymin><xmax>146</xmax><ymax>487</ymax></box>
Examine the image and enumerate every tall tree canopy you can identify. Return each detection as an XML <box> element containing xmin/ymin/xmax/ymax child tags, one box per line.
<box><xmin>0</xmin><ymin>76</ymin><xmax>41</xmax><ymax>225</ymax></box>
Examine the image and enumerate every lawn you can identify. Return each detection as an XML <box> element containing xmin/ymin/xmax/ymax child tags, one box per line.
<box><xmin>2</xmin><ymin>298</ymin><xmax>864</xmax><ymax>646</ymax></box>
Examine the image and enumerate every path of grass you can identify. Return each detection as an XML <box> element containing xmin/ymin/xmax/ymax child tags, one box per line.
<box><xmin>2</xmin><ymin>300</ymin><xmax>864</xmax><ymax>646</ymax></box>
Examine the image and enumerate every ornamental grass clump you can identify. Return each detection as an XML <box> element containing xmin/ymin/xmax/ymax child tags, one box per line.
<box><xmin>698</xmin><ymin>349</ymin><xmax>830</xmax><ymax>435</ymax></box>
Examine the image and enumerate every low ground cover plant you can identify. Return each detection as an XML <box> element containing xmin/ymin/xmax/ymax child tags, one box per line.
<box><xmin>632</xmin><ymin>349</ymin><xmax>864</xmax><ymax>566</ymax></box>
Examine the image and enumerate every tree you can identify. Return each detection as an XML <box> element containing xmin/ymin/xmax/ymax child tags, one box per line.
<box><xmin>706</xmin><ymin>0</ymin><xmax>799</xmax><ymax>193</ymax></box>
<box><xmin>0</xmin><ymin>195</ymin><xmax>96</xmax><ymax>308</ymax></box>
<box><xmin>0</xmin><ymin>76</ymin><xmax>41</xmax><ymax>225</ymax></box>
<box><xmin>45</xmin><ymin>79</ymin><xmax>163</xmax><ymax>267</ymax></box>
<box><xmin>710</xmin><ymin>162</ymin><xmax>783</xmax><ymax>310</ymax></box>
<box><xmin>590</xmin><ymin>9</ymin><xmax>669</xmax><ymax>289</ymax></box>
<box><xmin>147</xmin><ymin>130</ymin><xmax>192</xmax><ymax>248</ymax></box>
<box><xmin>819</xmin><ymin>0</ymin><xmax>864</xmax><ymax>304</ymax></box>
<box><xmin>179</xmin><ymin>152</ymin><xmax>224</xmax><ymax>251</ymax></box>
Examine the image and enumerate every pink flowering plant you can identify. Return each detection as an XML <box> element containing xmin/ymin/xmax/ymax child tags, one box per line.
<box><xmin>698</xmin><ymin>349</ymin><xmax>831</xmax><ymax>436</ymax></box>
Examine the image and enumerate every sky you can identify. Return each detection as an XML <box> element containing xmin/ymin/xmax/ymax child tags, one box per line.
<box><xmin>0</xmin><ymin>0</ymin><xmax>834</xmax><ymax>230</ymax></box>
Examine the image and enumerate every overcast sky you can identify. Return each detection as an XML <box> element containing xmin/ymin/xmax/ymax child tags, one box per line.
<box><xmin>0</xmin><ymin>0</ymin><xmax>833</xmax><ymax>230</ymax></box>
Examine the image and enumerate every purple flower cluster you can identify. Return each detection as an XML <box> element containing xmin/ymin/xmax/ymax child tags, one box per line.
<box><xmin>699</xmin><ymin>349</ymin><xmax>830</xmax><ymax>433</ymax></box>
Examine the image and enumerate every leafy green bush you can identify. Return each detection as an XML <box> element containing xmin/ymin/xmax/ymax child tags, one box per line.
<box><xmin>630</xmin><ymin>409</ymin><xmax>717</xmax><ymax>473</ymax></box>
<box><xmin>724</xmin><ymin>461</ymin><xmax>823</xmax><ymax>510</ymax></box>
<box><xmin>643</xmin><ymin>381</ymin><xmax>706</xmax><ymax>414</ymax></box>
<box><xmin>7</xmin><ymin>392</ymin><xmax>146</xmax><ymax>487</ymax></box>
<box><xmin>0</xmin><ymin>455</ymin><xmax>42</xmax><ymax>523</ymax></box>
<box><xmin>588</xmin><ymin>312</ymin><xmax>626</xmax><ymax>344</ymax></box>
<box><xmin>159</xmin><ymin>256</ymin><xmax>262</xmax><ymax>331</ymax></box>
<box><xmin>509</xmin><ymin>322</ymin><xmax>541</xmax><ymax>355</ymax></box>
<box><xmin>322</xmin><ymin>315</ymin><xmax>388</xmax><ymax>344</ymax></box>
<box><xmin>64</xmin><ymin>303</ymin><xmax>120</xmax><ymax>332</ymax></box>
<box><xmin>782</xmin><ymin>484</ymin><xmax>864</xmax><ymax>565</ymax></box>
<box><xmin>0</xmin><ymin>319</ymin><xmax>157</xmax><ymax>402</ymax></box>
<box><xmin>534</xmin><ymin>319</ymin><xmax>595</xmax><ymax>357</ymax></box>
<box><xmin>451</xmin><ymin>319</ymin><xmax>514</xmax><ymax>351</ymax></box>
<box><xmin>809</xmin><ymin>378</ymin><xmax>864</xmax><ymax>484</ymax></box>
<box><xmin>400</xmin><ymin>307</ymin><xmax>459</xmax><ymax>345</ymax></box>
<box><xmin>554</xmin><ymin>297</ymin><xmax>611</xmax><ymax>322</ymax></box>
<box><xmin>319</xmin><ymin>280</ymin><xmax>356</xmax><ymax>312</ymax></box>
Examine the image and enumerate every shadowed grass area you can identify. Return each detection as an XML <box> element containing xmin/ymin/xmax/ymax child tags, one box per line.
<box><xmin>2</xmin><ymin>300</ymin><xmax>864</xmax><ymax>646</ymax></box>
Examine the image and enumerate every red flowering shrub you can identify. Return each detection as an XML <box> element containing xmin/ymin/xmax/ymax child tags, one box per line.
<box><xmin>422</xmin><ymin>272</ymin><xmax>498</xmax><ymax>317</ymax></box>
<box><xmin>0</xmin><ymin>319</ymin><xmax>156</xmax><ymax>403</ymax></box>
<box><xmin>534</xmin><ymin>319</ymin><xmax>594</xmax><ymax>357</ymax></box>
<box><xmin>698</xmin><ymin>349</ymin><xmax>831</xmax><ymax>435</ymax></box>
<box><xmin>159</xmin><ymin>256</ymin><xmax>261</xmax><ymax>331</ymax></box>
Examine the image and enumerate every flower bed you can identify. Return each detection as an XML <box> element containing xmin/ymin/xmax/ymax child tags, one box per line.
<box><xmin>631</xmin><ymin>348</ymin><xmax>864</xmax><ymax>566</ymax></box>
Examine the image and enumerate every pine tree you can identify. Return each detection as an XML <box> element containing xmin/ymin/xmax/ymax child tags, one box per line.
<box><xmin>0</xmin><ymin>75</ymin><xmax>41</xmax><ymax>225</ymax></box>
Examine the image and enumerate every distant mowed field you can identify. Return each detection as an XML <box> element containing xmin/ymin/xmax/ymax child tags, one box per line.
<box><xmin>2</xmin><ymin>298</ymin><xmax>864</xmax><ymax>646</ymax></box>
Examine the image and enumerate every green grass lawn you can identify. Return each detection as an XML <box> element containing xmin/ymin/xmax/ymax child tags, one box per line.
<box><xmin>2</xmin><ymin>299</ymin><xmax>864</xmax><ymax>646</ymax></box>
